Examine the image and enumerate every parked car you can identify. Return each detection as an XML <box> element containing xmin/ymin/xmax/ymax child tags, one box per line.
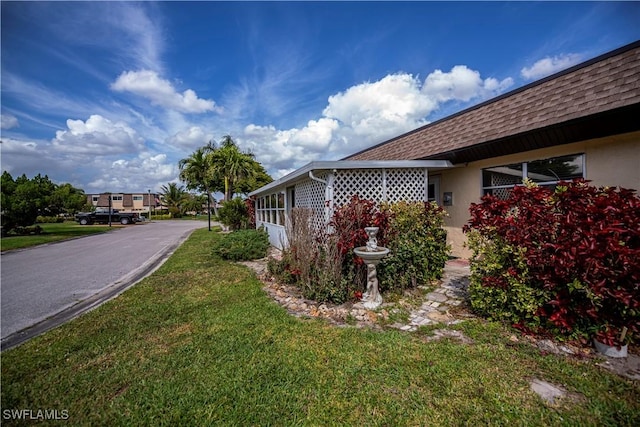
<box><xmin>75</xmin><ymin>209</ymin><xmax>138</xmax><ymax>225</ymax></box>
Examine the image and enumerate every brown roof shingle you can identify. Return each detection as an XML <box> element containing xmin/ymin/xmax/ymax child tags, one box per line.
<box><xmin>346</xmin><ymin>41</ymin><xmax>640</xmax><ymax>163</ymax></box>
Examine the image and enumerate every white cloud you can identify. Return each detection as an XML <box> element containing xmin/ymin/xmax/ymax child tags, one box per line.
<box><xmin>0</xmin><ymin>137</ymin><xmax>38</xmax><ymax>158</ymax></box>
<box><xmin>166</xmin><ymin>126</ymin><xmax>215</xmax><ymax>149</ymax></box>
<box><xmin>289</xmin><ymin>118</ymin><xmax>339</xmax><ymax>151</ymax></box>
<box><xmin>241</xmin><ymin>66</ymin><xmax>514</xmax><ymax>178</ymax></box>
<box><xmin>1</xmin><ymin>114</ymin><xmax>19</xmax><ymax>130</ymax></box>
<box><xmin>46</xmin><ymin>2</ymin><xmax>164</xmax><ymax>73</ymax></box>
<box><xmin>242</xmin><ymin>124</ymin><xmax>311</xmax><ymax>171</ymax></box>
<box><xmin>422</xmin><ymin>65</ymin><xmax>514</xmax><ymax>102</ymax></box>
<box><xmin>52</xmin><ymin>114</ymin><xmax>143</xmax><ymax>155</ymax></box>
<box><xmin>521</xmin><ymin>54</ymin><xmax>582</xmax><ymax>80</ymax></box>
<box><xmin>102</xmin><ymin>153</ymin><xmax>177</xmax><ymax>187</ymax></box>
<box><xmin>324</xmin><ymin>74</ymin><xmax>435</xmax><ymax>136</ymax></box>
<box><xmin>111</xmin><ymin>70</ymin><xmax>219</xmax><ymax>114</ymax></box>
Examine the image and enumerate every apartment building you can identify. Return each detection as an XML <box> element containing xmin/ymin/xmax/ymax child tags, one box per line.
<box><xmin>86</xmin><ymin>192</ymin><xmax>163</xmax><ymax>215</ymax></box>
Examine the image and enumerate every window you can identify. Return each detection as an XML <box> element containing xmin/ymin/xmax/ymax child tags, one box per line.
<box><xmin>133</xmin><ymin>196</ymin><xmax>143</xmax><ymax>201</ymax></box>
<box><xmin>482</xmin><ymin>154</ymin><xmax>584</xmax><ymax>199</ymax></box>
<box><xmin>92</xmin><ymin>196</ymin><xmax>99</xmax><ymax>202</ymax></box>
<box><xmin>111</xmin><ymin>195</ymin><xmax>123</xmax><ymax>201</ymax></box>
<box><xmin>256</xmin><ymin>191</ymin><xmax>286</xmax><ymax>225</ymax></box>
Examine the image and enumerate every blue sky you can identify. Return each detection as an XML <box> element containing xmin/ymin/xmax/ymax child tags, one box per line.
<box><xmin>2</xmin><ymin>1</ymin><xmax>639</xmax><ymax>195</ymax></box>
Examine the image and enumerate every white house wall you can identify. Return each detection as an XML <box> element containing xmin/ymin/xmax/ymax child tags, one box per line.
<box><xmin>253</xmin><ymin>163</ymin><xmax>448</xmax><ymax>251</ymax></box>
<box><xmin>258</xmin><ymin>222</ymin><xmax>287</xmax><ymax>249</ymax></box>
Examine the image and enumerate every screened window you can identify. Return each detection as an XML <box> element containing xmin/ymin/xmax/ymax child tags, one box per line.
<box><xmin>482</xmin><ymin>154</ymin><xmax>584</xmax><ymax>199</ymax></box>
<box><xmin>256</xmin><ymin>191</ymin><xmax>286</xmax><ymax>225</ymax></box>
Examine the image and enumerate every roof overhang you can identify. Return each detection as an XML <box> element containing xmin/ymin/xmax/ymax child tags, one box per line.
<box><xmin>423</xmin><ymin>102</ymin><xmax>640</xmax><ymax>164</ymax></box>
<box><xmin>249</xmin><ymin>160</ymin><xmax>453</xmax><ymax>197</ymax></box>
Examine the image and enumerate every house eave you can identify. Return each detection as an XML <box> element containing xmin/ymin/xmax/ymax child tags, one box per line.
<box><xmin>249</xmin><ymin>160</ymin><xmax>453</xmax><ymax>197</ymax></box>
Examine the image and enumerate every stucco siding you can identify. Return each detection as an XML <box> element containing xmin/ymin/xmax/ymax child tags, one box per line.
<box><xmin>437</xmin><ymin>131</ymin><xmax>640</xmax><ymax>258</ymax></box>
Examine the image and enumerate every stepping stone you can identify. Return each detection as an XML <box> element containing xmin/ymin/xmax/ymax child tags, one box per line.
<box><xmin>425</xmin><ymin>292</ymin><xmax>448</xmax><ymax>302</ymax></box>
<box><xmin>411</xmin><ymin>316</ymin><xmax>426</xmax><ymax>324</ymax></box>
<box><xmin>426</xmin><ymin>311</ymin><xmax>452</xmax><ymax>322</ymax></box>
<box><xmin>530</xmin><ymin>379</ymin><xmax>567</xmax><ymax>405</ymax></box>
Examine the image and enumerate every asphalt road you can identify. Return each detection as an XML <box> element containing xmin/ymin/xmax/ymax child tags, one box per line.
<box><xmin>1</xmin><ymin>220</ymin><xmax>208</xmax><ymax>349</ymax></box>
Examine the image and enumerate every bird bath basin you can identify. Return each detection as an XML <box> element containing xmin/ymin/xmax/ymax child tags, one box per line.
<box><xmin>353</xmin><ymin>227</ymin><xmax>390</xmax><ymax>309</ymax></box>
<box><xmin>353</xmin><ymin>246</ymin><xmax>390</xmax><ymax>262</ymax></box>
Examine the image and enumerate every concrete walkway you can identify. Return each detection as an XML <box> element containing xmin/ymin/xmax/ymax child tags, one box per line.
<box><xmin>387</xmin><ymin>259</ymin><xmax>472</xmax><ymax>331</ymax></box>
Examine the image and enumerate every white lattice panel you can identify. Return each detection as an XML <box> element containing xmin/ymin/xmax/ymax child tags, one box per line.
<box><xmin>333</xmin><ymin>170</ymin><xmax>384</xmax><ymax>207</ymax></box>
<box><xmin>491</xmin><ymin>172</ymin><xmax>520</xmax><ymax>187</ymax></box>
<box><xmin>293</xmin><ymin>168</ymin><xmax>430</xmax><ymax>232</ymax></box>
<box><xmin>333</xmin><ymin>168</ymin><xmax>427</xmax><ymax>207</ymax></box>
<box><xmin>295</xmin><ymin>173</ymin><xmax>327</xmax><ymax>231</ymax></box>
<box><xmin>386</xmin><ymin>168</ymin><xmax>427</xmax><ymax>202</ymax></box>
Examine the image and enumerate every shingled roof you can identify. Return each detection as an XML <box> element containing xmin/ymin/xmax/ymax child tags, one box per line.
<box><xmin>345</xmin><ymin>41</ymin><xmax>640</xmax><ymax>164</ymax></box>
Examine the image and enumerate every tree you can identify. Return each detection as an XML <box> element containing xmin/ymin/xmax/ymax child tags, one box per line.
<box><xmin>210</xmin><ymin>135</ymin><xmax>256</xmax><ymax>202</ymax></box>
<box><xmin>182</xmin><ymin>193</ymin><xmax>207</xmax><ymax>216</ymax></box>
<box><xmin>49</xmin><ymin>183</ymin><xmax>86</xmax><ymax>216</ymax></box>
<box><xmin>235</xmin><ymin>161</ymin><xmax>273</xmax><ymax>196</ymax></box>
<box><xmin>0</xmin><ymin>172</ymin><xmax>69</xmax><ymax>232</ymax></box>
<box><xmin>179</xmin><ymin>146</ymin><xmax>217</xmax><ymax>230</ymax></box>
<box><xmin>1</xmin><ymin>172</ymin><xmax>88</xmax><ymax>233</ymax></box>
<box><xmin>179</xmin><ymin>136</ymin><xmax>273</xmax><ymax>229</ymax></box>
<box><xmin>160</xmin><ymin>183</ymin><xmax>188</xmax><ymax>218</ymax></box>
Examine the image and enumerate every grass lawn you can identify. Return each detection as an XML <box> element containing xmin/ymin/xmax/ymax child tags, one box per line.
<box><xmin>2</xmin><ymin>229</ymin><xmax>638</xmax><ymax>425</ymax></box>
<box><xmin>1</xmin><ymin>222</ymin><xmax>115</xmax><ymax>252</ymax></box>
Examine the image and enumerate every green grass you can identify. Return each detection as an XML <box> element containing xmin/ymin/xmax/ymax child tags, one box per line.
<box><xmin>0</xmin><ymin>222</ymin><xmax>114</xmax><ymax>251</ymax></box>
<box><xmin>2</xmin><ymin>229</ymin><xmax>638</xmax><ymax>426</ymax></box>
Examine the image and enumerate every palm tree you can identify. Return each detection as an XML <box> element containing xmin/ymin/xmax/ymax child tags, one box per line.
<box><xmin>182</xmin><ymin>193</ymin><xmax>207</xmax><ymax>216</ymax></box>
<box><xmin>160</xmin><ymin>183</ymin><xmax>188</xmax><ymax>218</ymax></box>
<box><xmin>178</xmin><ymin>146</ymin><xmax>216</xmax><ymax>230</ymax></box>
<box><xmin>210</xmin><ymin>135</ymin><xmax>255</xmax><ymax>202</ymax></box>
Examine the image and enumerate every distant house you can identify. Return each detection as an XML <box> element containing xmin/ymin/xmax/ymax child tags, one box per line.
<box><xmin>86</xmin><ymin>192</ymin><xmax>163</xmax><ymax>217</ymax></box>
<box><xmin>250</xmin><ymin>41</ymin><xmax>640</xmax><ymax>258</ymax></box>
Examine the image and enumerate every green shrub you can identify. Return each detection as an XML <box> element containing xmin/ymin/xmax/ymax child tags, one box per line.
<box><xmin>218</xmin><ymin>198</ymin><xmax>249</xmax><ymax>231</ymax></box>
<box><xmin>379</xmin><ymin>201</ymin><xmax>450</xmax><ymax>292</ymax></box>
<box><xmin>36</xmin><ymin>216</ymin><xmax>64</xmax><ymax>223</ymax></box>
<box><xmin>466</xmin><ymin>230</ymin><xmax>546</xmax><ymax>324</ymax></box>
<box><xmin>271</xmin><ymin>199</ymin><xmax>450</xmax><ymax>305</ymax></box>
<box><xmin>12</xmin><ymin>225</ymin><xmax>44</xmax><ymax>235</ymax></box>
<box><xmin>150</xmin><ymin>214</ymin><xmax>172</xmax><ymax>220</ymax></box>
<box><xmin>212</xmin><ymin>228</ymin><xmax>269</xmax><ymax>261</ymax></box>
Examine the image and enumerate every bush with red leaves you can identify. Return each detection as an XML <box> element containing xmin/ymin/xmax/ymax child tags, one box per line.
<box><xmin>465</xmin><ymin>179</ymin><xmax>640</xmax><ymax>346</ymax></box>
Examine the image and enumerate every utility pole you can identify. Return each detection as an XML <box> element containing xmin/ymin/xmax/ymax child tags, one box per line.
<box><xmin>207</xmin><ymin>193</ymin><xmax>211</xmax><ymax>231</ymax></box>
<box><xmin>108</xmin><ymin>193</ymin><xmax>112</xmax><ymax>227</ymax></box>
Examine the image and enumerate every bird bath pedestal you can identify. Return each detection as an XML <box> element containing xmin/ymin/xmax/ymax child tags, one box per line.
<box><xmin>354</xmin><ymin>227</ymin><xmax>390</xmax><ymax>309</ymax></box>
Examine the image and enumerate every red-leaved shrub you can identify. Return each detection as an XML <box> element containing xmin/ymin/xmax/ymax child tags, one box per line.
<box><xmin>465</xmin><ymin>179</ymin><xmax>640</xmax><ymax>345</ymax></box>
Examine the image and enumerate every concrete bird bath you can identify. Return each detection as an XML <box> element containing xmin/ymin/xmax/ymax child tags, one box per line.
<box><xmin>353</xmin><ymin>227</ymin><xmax>390</xmax><ymax>309</ymax></box>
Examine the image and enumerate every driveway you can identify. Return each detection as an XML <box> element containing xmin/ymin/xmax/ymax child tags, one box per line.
<box><xmin>1</xmin><ymin>220</ymin><xmax>209</xmax><ymax>350</ymax></box>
